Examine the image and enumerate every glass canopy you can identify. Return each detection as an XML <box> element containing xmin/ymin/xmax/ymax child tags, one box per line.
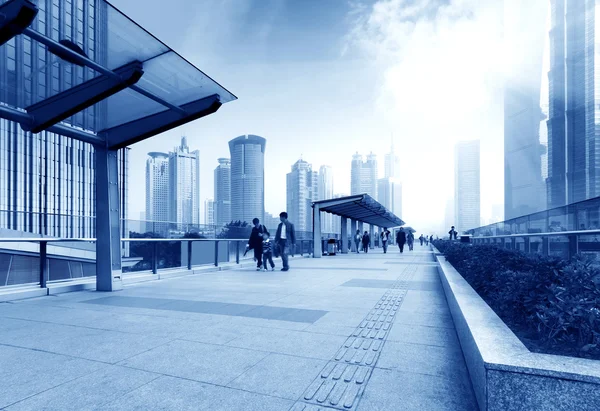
<box><xmin>0</xmin><ymin>0</ymin><xmax>236</xmax><ymax>134</ymax></box>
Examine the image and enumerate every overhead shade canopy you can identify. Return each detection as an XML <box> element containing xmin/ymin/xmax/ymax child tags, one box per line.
<box><xmin>313</xmin><ymin>194</ymin><xmax>405</xmax><ymax>228</ymax></box>
<box><xmin>0</xmin><ymin>0</ymin><xmax>236</xmax><ymax>147</ymax></box>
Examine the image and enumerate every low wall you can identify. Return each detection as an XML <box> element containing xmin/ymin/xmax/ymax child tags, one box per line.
<box><xmin>434</xmin><ymin>249</ymin><xmax>600</xmax><ymax>411</ymax></box>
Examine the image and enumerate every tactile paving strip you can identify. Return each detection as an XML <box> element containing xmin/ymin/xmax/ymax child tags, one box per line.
<box><xmin>290</xmin><ymin>265</ymin><xmax>416</xmax><ymax>410</ymax></box>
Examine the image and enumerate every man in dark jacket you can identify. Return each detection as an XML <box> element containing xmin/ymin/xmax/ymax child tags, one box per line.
<box><xmin>275</xmin><ymin>212</ymin><xmax>295</xmax><ymax>271</ymax></box>
<box><xmin>247</xmin><ymin>218</ymin><xmax>268</xmax><ymax>271</ymax></box>
<box><xmin>396</xmin><ymin>227</ymin><xmax>407</xmax><ymax>253</ymax></box>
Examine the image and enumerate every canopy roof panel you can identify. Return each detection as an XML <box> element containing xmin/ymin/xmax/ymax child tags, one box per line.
<box><xmin>0</xmin><ymin>0</ymin><xmax>236</xmax><ymax>139</ymax></box>
<box><xmin>313</xmin><ymin>194</ymin><xmax>405</xmax><ymax>228</ymax></box>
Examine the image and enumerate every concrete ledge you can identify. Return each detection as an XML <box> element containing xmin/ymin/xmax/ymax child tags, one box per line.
<box><xmin>0</xmin><ymin>286</ymin><xmax>47</xmax><ymax>302</ymax></box>
<box><xmin>47</xmin><ymin>280</ymin><xmax>96</xmax><ymax>295</ymax></box>
<box><xmin>434</xmin><ymin>249</ymin><xmax>600</xmax><ymax>411</ymax></box>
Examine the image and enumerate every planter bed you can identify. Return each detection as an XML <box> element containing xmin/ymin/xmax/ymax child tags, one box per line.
<box><xmin>434</xmin><ymin>247</ymin><xmax>600</xmax><ymax>411</ymax></box>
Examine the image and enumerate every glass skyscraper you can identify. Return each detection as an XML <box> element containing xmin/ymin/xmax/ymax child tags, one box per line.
<box><xmin>229</xmin><ymin>135</ymin><xmax>266</xmax><ymax>224</ymax></box>
<box><xmin>213</xmin><ymin>157</ymin><xmax>231</xmax><ymax>227</ymax></box>
<box><xmin>0</xmin><ymin>0</ymin><xmax>128</xmax><ymax>239</ymax></box>
<box><xmin>169</xmin><ymin>137</ymin><xmax>200</xmax><ymax>226</ymax></box>
<box><xmin>455</xmin><ymin>140</ymin><xmax>481</xmax><ymax>232</ymax></box>
<box><xmin>351</xmin><ymin>152</ymin><xmax>378</xmax><ymax>199</ymax></box>
<box><xmin>287</xmin><ymin>159</ymin><xmax>318</xmax><ymax>233</ymax></box>
<box><xmin>145</xmin><ymin>151</ymin><xmax>169</xmax><ymax>233</ymax></box>
<box><xmin>318</xmin><ymin>165</ymin><xmax>334</xmax><ymax>233</ymax></box>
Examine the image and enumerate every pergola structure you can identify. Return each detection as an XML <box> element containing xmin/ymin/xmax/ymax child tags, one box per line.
<box><xmin>0</xmin><ymin>0</ymin><xmax>236</xmax><ymax>290</ymax></box>
<box><xmin>312</xmin><ymin>194</ymin><xmax>405</xmax><ymax>257</ymax></box>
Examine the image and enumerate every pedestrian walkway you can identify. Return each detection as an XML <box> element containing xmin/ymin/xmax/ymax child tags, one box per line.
<box><xmin>0</xmin><ymin>246</ymin><xmax>477</xmax><ymax>410</ymax></box>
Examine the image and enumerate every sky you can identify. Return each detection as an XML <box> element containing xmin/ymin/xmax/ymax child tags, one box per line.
<box><xmin>111</xmin><ymin>0</ymin><xmax>505</xmax><ymax>234</ymax></box>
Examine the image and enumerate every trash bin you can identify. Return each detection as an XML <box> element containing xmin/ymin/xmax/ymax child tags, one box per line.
<box><xmin>327</xmin><ymin>238</ymin><xmax>337</xmax><ymax>255</ymax></box>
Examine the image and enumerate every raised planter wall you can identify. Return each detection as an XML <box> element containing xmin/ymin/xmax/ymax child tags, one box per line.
<box><xmin>434</xmin><ymin>248</ymin><xmax>600</xmax><ymax>411</ymax></box>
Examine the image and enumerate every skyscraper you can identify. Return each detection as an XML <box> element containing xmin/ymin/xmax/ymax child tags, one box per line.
<box><xmin>351</xmin><ymin>152</ymin><xmax>378</xmax><ymax>198</ymax></box>
<box><xmin>504</xmin><ymin>0</ymin><xmax>548</xmax><ymax>219</ymax></box>
<box><xmin>378</xmin><ymin>142</ymin><xmax>402</xmax><ymax>217</ymax></box>
<box><xmin>169</xmin><ymin>137</ymin><xmax>200</xmax><ymax>226</ymax></box>
<box><xmin>0</xmin><ymin>0</ymin><xmax>129</xmax><ymax>239</ymax></box>
<box><xmin>547</xmin><ymin>1</ymin><xmax>600</xmax><ymax>208</ymax></box>
<box><xmin>455</xmin><ymin>141</ymin><xmax>481</xmax><ymax>231</ymax></box>
<box><xmin>204</xmin><ymin>199</ymin><xmax>215</xmax><ymax>226</ymax></box>
<box><xmin>145</xmin><ymin>152</ymin><xmax>170</xmax><ymax>232</ymax></box>
<box><xmin>287</xmin><ymin>159</ymin><xmax>319</xmax><ymax>233</ymax></box>
<box><xmin>318</xmin><ymin>165</ymin><xmax>334</xmax><ymax>233</ymax></box>
<box><xmin>214</xmin><ymin>158</ymin><xmax>231</xmax><ymax>227</ymax></box>
<box><xmin>229</xmin><ymin>135</ymin><xmax>266</xmax><ymax>224</ymax></box>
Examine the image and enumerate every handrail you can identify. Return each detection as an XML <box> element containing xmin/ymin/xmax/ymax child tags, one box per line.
<box><xmin>0</xmin><ymin>238</ymin><xmax>250</xmax><ymax>242</ymax></box>
<box><xmin>471</xmin><ymin>229</ymin><xmax>600</xmax><ymax>239</ymax></box>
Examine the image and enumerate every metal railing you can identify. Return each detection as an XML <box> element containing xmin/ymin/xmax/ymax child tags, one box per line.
<box><xmin>0</xmin><ymin>237</ymin><xmax>315</xmax><ymax>289</ymax></box>
<box><xmin>468</xmin><ymin>229</ymin><xmax>600</xmax><ymax>260</ymax></box>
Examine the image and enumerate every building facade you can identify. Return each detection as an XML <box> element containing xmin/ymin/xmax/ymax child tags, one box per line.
<box><xmin>318</xmin><ymin>165</ymin><xmax>334</xmax><ymax>233</ymax></box>
<box><xmin>547</xmin><ymin>0</ymin><xmax>600</xmax><ymax>209</ymax></box>
<box><xmin>169</xmin><ymin>137</ymin><xmax>200</xmax><ymax>227</ymax></box>
<box><xmin>455</xmin><ymin>141</ymin><xmax>481</xmax><ymax>232</ymax></box>
<box><xmin>229</xmin><ymin>135</ymin><xmax>266</xmax><ymax>224</ymax></box>
<box><xmin>213</xmin><ymin>157</ymin><xmax>231</xmax><ymax>227</ymax></box>
<box><xmin>204</xmin><ymin>199</ymin><xmax>215</xmax><ymax>226</ymax></box>
<box><xmin>504</xmin><ymin>0</ymin><xmax>548</xmax><ymax>220</ymax></box>
<box><xmin>286</xmin><ymin>159</ymin><xmax>318</xmax><ymax>233</ymax></box>
<box><xmin>145</xmin><ymin>152</ymin><xmax>169</xmax><ymax>233</ymax></box>
<box><xmin>0</xmin><ymin>0</ymin><xmax>130</xmax><ymax>239</ymax></box>
<box><xmin>377</xmin><ymin>178</ymin><xmax>402</xmax><ymax>219</ymax></box>
<box><xmin>351</xmin><ymin>152</ymin><xmax>378</xmax><ymax>198</ymax></box>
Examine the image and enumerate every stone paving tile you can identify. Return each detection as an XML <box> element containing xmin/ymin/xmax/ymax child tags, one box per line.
<box><xmin>376</xmin><ymin>340</ymin><xmax>468</xmax><ymax>380</ymax></box>
<box><xmin>0</xmin><ymin>321</ymin><xmax>173</xmax><ymax>364</ymax></box>
<box><xmin>4</xmin><ymin>365</ymin><xmax>159</xmax><ymax>411</ymax></box>
<box><xmin>227</xmin><ymin>327</ymin><xmax>348</xmax><ymax>360</ymax></box>
<box><xmin>357</xmin><ymin>367</ymin><xmax>478</xmax><ymax>411</ymax></box>
<box><xmin>0</xmin><ymin>345</ymin><xmax>107</xmax><ymax>409</ymax></box>
<box><xmin>386</xmin><ymin>323</ymin><xmax>460</xmax><ymax>347</ymax></box>
<box><xmin>118</xmin><ymin>339</ymin><xmax>269</xmax><ymax>385</ymax></box>
<box><xmin>394</xmin><ymin>309</ymin><xmax>455</xmax><ymax>329</ymax></box>
<box><xmin>99</xmin><ymin>375</ymin><xmax>293</xmax><ymax>411</ymax></box>
<box><xmin>228</xmin><ymin>353</ymin><xmax>327</xmax><ymax>400</ymax></box>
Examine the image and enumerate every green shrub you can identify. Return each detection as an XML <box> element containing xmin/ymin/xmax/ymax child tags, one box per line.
<box><xmin>434</xmin><ymin>240</ymin><xmax>600</xmax><ymax>359</ymax></box>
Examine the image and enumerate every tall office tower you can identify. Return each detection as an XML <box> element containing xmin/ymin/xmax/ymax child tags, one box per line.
<box><xmin>318</xmin><ymin>165</ymin><xmax>334</xmax><ymax>233</ymax></box>
<box><xmin>204</xmin><ymin>199</ymin><xmax>215</xmax><ymax>226</ymax></box>
<box><xmin>455</xmin><ymin>141</ymin><xmax>481</xmax><ymax>232</ymax></box>
<box><xmin>229</xmin><ymin>135</ymin><xmax>266</xmax><ymax>224</ymax></box>
<box><xmin>351</xmin><ymin>152</ymin><xmax>378</xmax><ymax>198</ymax></box>
<box><xmin>547</xmin><ymin>0</ymin><xmax>600</xmax><ymax>208</ymax></box>
<box><xmin>145</xmin><ymin>152</ymin><xmax>170</xmax><ymax>234</ymax></box>
<box><xmin>286</xmin><ymin>159</ymin><xmax>319</xmax><ymax>233</ymax></box>
<box><xmin>377</xmin><ymin>178</ymin><xmax>402</xmax><ymax>218</ymax></box>
<box><xmin>384</xmin><ymin>139</ymin><xmax>400</xmax><ymax>179</ymax></box>
<box><xmin>0</xmin><ymin>0</ymin><xmax>129</xmax><ymax>239</ymax></box>
<box><xmin>169</xmin><ymin>137</ymin><xmax>200</xmax><ymax>227</ymax></box>
<box><xmin>214</xmin><ymin>158</ymin><xmax>231</xmax><ymax>227</ymax></box>
<box><xmin>504</xmin><ymin>0</ymin><xmax>548</xmax><ymax>220</ymax></box>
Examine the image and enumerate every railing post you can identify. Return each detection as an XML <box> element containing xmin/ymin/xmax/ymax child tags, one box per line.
<box><xmin>214</xmin><ymin>240</ymin><xmax>219</xmax><ymax>267</ymax></box>
<box><xmin>542</xmin><ymin>237</ymin><xmax>549</xmax><ymax>256</ymax></box>
<box><xmin>511</xmin><ymin>237</ymin><xmax>516</xmax><ymax>250</ymax></box>
<box><xmin>524</xmin><ymin>237</ymin><xmax>530</xmax><ymax>253</ymax></box>
<box><xmin>236</xmin><ymin>241</ymin><xmax>240</xmax><ymax>264</ymax></box>
<box><xmin>187</xmin><ymin>240</ymin><xmax>192</xmax><ymax>270</ymax></box>
<box><xmin>152</xmin><ymin>242</ymin><xmax>158</xmax><ymax>274</ymax></box>
<box><xmin>568</xmin><ymin>234</ymin><xmax>578</xmax><ymax>259</ymax></box>
<box><xmin>40</xmin><ymin>241</ymin><xmax>48</xmax><ymax>288</ymax></box>
<box><xmin>300</xmin><ymin>240</ymin><xmax>303</xmax><ymax>256</ymax></box>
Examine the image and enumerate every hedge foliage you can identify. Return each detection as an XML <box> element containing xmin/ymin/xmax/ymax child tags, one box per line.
<box><xmin>434</xmin><ymin>241</ymin><xmax>600</xmax><ymax>359</ymax></box>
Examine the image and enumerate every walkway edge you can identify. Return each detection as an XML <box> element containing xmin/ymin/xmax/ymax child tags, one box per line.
<box><xmin>434</xmin><ymin>248</ymin><xmax>600</xmax><ymax>411</ymax></box>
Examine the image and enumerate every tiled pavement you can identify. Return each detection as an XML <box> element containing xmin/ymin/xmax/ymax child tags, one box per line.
<box><xmin>0</xmin><ymin>246</ymin><xmax>478</xmax><ymax>410</ymax></box>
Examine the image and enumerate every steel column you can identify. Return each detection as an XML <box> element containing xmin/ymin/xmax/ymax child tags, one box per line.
<box><xmin>187</xmin><ymin>241</ymin><xmax>193</xmax><ymax>270</ymax></box>
<box><xmin>95</xmin><ymin>146</ymin><xmax>123</xmax><ymax>291</ymax></box>
<box><xmin>340</xmin><ymin>217</ymin><xmax>348</xmax><ymax>253</ymax></box>
<box><xmin>369</xmin><ymin>224</ymin><xmax>374</xmax><ymax>249</ymax></box>
<box><xmin>313</xmin><ymin>204</ymin><xmax>322</xmax><ymax>258</ymax></box>
<box><xmin>39</xmin><ymin>241</ymin><xmax>47</xmax><ymax>288</ymax></box>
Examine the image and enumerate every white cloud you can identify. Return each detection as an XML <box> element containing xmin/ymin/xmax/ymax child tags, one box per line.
<box><xmin>346</xmin><ymin>0</ymin><xmax>504</xmax><ymax>232</ymax></box>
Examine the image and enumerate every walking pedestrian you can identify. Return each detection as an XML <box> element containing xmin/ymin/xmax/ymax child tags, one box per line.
<box><xmin>407</xmin><ymin>231</ymin><xmax>415</xmax><ymax>251</ymax></box>
<box><xmin>362</xmin><ymin>231</ymin><xmax>370</xmax><ymax>253</ymax></box>
<box><xmin>354</xmin><ymin>229</ymin><xmax>362</xmax><ymax>253</ymax></box>
<box><xmin>381</xmin><ymin>227</ymin><xmax>391</xmax><ymax>253</ymax></box>
<box><xmin>419</xmin><ymin>234</ymin><xmax>424</xmax><ymax>246</ymax></box>
<box><xmin>261</xmin><ymin>232</ymin><xmax>275</xmax><ymax>271</ymax></box>
<box><xmin>429</xmin><ymin>235</ymin><xmax>434</xmax><ymax>244</ymax></box>
<box><xmin>396</xmin><ymin>227</ymin><xmax>407</xmax><ymax>253</ymax></box>
<box><xmin>275</xmin><ymin>212</ymin><xmax>296</xmax><ymax>272</ymax></box>
<box><xmin>246</xmin><ymin>218</ymin><xmax>268</xmax><ymax>271</ymax></box>
<box><xmin>449</xmin><ymin>225</ymin><xmax>458</xmax><ymax>240</ymax></box>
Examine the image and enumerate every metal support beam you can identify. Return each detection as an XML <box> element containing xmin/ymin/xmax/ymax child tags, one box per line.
<box><xmin>102</xmin><ymin>94</ymin><xmax>222</xmax><ymax>149</ymax></box>
<box><xmin>23</xmin><ymin>61</ymin><xmax>144</xmax><ymax>133</ymax></box>
<box><xmin>0</xmin><ymin>105</ymin><xmax>104</xmax><ymax>145</ymax></box>
<box><xmin>340</xmin><ymin>217</ymin><xmax>348</xmax><ymax>254</ymax></box>
<box><xmin>39</xmin><ymin>240</ymin><xmax>47</xmax><ymax>288</ymax></box>
<box><xmin>369</xmin><ymin>224</ymin><xmax>374</xmax><ymax>249</ymax></box>
<box><xmin>0</xmin><ymin>0</ymin><xmax>38</xmax><ymax>47</ymax></box>
<box><xmin>95</xmin><ymin>146</ymin><xmax>123</xmax><ymax>291</ymax></box>
<box><xmin>313</xmin><ymin>204</ymin><xmax>322</xmax><ymax>258</ymax></box>
<box><xmin>350</xmin><ymin>218</ymin><xmax>358</xmax><ymax>252</ymax></box>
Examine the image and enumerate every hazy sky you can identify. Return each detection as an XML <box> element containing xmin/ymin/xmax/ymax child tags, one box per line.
<box><xmin>112</xmin><ymin>0</ymin><xmax>504</xmax><ymax>233</ymax></box>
